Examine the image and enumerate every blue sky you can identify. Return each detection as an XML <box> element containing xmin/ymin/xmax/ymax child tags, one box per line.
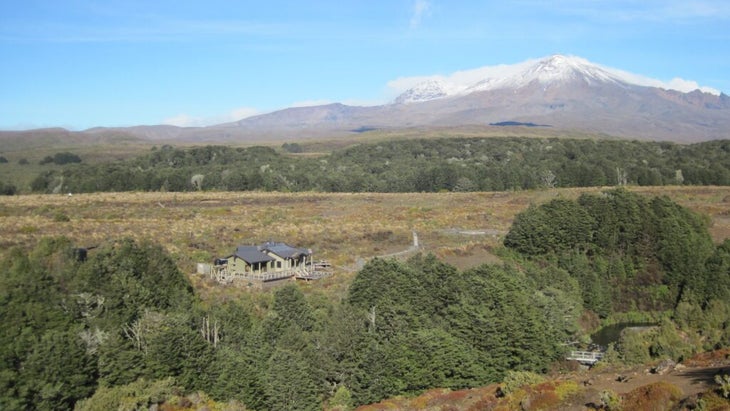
<box><xmin>1</xmin><ymin>0</ymin><xmax>729</xmax><ymax>130</ymax></box>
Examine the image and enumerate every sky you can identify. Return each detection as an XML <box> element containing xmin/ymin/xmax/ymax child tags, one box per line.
<box><xmin>1</xmin><ymin>0</ymin><xmax>729</xmax><ymax>130</ymax></box>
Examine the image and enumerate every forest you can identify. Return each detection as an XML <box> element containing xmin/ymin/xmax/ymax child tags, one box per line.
<box><xmin>21</xmin><ymin>137</ymin><xmax>730</xmax><ymax>194</ymax></box>
<box><xmin>1</xmin><ymin>189</ymin><xmax>728</xmax><ymax>410</ymax></box>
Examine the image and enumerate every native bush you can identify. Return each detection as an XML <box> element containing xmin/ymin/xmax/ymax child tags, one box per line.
<box><xmin>24</xmin><ymin>138</ymin><xmax>730</xmax><ymax>193</ymax></box>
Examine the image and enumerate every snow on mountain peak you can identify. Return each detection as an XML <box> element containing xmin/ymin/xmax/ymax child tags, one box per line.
<box><xmin>393</xmin><ymin>55</ymin><xmax>719</xmax><ymax>104</ymax></box>
<box><xmin>394</xmin><ymin>79</ymin><xmax>449</xmax><ymax>104</ymax></box>
<box><xmin>519</xmin><ymin>54</ymin><xmax>623</xmax><ymax>85</ymax></box>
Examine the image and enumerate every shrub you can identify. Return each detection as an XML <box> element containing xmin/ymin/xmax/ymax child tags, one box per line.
<box><xmin>53</xmin><ymin>212</ymin><xmax>70</xmax><ymax>222</ymax></box>
<box><xmin>0</xmin><ymin>181</ymin><xmax>16</xmax><ymax>195</ymax></box>
<box><xmin>554</xmin><ymin>380</ymin><xmax>581</xmax><ymax>400</ymax></box>
<box><xmin>74</xmin><ymin>377</ymin><xmax>182</xmax><ymax>411</ymax></box>
<box><xmin>716</xmin><ymin>373</ymin><xmax>730</xmax><ymax>399</ymax></box>
<box><xmin>328</xmin><ymin>385</ymin><xmax>353</xmax><ymax>411</ymax></box>
<box><xmin>600</xmin><ymin>389</ymin><xmax>621</xmax><ymax>410</ymax></box>
<box><xmin>501</xmin><ymin>371</ymin><xmax>546</xmax><ymax>395</ymax></box>
<box><xmin>282</xmin><ymin>142</ymin><xmax>304</xmax><ymax>153</ymax></box>
<box><xmin>40</xmin><ymin>152</ymin><xmax>82</xmax><ymax>165</ymax></box>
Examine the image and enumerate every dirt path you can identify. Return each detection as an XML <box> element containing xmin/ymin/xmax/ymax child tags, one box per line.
<box><xmin>580</xmin><ymin>364</ymin><xmax>728</xmax><ymax>397</ymax></box>
<box><xmin>552</xmin><ymin>361</ymin><xmax>730</xmax><ymax>411</ymax></box>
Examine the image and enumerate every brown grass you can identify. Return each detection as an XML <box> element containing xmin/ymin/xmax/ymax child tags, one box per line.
<box><xmin>620</xmin><ymin>381</ymin><xmax>683</xmax><ymax>410</ymax></box>
<box><xmin>1</xmin><ymin>186</ymin><xmax>729</xmax><ymax>302</ymax></box>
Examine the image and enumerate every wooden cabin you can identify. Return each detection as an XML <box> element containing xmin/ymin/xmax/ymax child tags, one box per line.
<box><xmin>212</xmin><ymin>242</ymin><xmax>312</xmax><ymax>279</ymax></box>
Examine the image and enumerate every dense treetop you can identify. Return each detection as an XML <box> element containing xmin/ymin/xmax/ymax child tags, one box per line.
<box><xmin>26</xmin><ymin>137</ymin><xmax>730</xmax><ymax>193</ymax></box>
<box><xmin>505</xmin><ymin>189</ymin><xmax>729</xmax><ymax>315</ymax></box>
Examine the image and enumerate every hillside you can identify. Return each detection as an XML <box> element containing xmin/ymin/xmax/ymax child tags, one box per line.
<box><xmin>1</xmin><ymin>187</ymin><xmax>729</xmax><ymax>410</ymax></box>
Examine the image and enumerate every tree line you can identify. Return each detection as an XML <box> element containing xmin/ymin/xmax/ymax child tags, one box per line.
<box><xmin>25</xmin><ymin>137</ymin><xmax>730</xmax><ymax>194</ymax></box>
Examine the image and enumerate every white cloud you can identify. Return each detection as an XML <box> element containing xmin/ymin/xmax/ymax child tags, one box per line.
<box><xmin>665</xmin><ymin>78</ymin><xmax>720</xmax><ymax>94</ymax></box>
<box><xmin>162</xmin><ymin>114</ymin><xmax>200</xmax><ymax>127</ymax></box>
<box><xmin>596</xmin><ymin>67</ymin><xmax>721</xmax><ymax>95</ymax></box>
<box><xmin>386</xmin><ymin>61</ymin><xmax>536</xmax><ymax>95</ymax></box>
<box><xmin>163</xmin><ymin>106</ymin><xmax>260</xmax><ymax>127</ymax></box>
<box><xmin>228</xmin><ymin>107</ymin><xmax>261</xmax><ymax>120</ymax></box>
<box><xmin>410</xmin><ymin>0</ymin><xmax>432</xmax><ymax>28</ymax></box>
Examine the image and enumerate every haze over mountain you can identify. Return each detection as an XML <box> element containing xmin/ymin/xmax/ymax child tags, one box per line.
<box><xmin>5</xmin><ymin>55</ymin><xmax>730</xmax><ymax>143</ymax></box>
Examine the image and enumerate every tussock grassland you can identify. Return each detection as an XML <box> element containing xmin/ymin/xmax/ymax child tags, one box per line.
<box><xmin>1</xmin><ymin>186</ymin><xmax>729</xmax><ymax>299</ymax></box>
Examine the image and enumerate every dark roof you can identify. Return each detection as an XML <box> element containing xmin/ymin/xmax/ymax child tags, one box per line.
<box><xmin>261</xmin><ymin>242</ymin><xmax>312</xmax><ymax>259</ymax></box>
<box><xmin>231</xmin><ymin>245</ymin><xmax>275</xmax><ymax>264</ymax></box>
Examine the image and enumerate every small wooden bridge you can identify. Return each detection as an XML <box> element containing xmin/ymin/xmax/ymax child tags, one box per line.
<box><xmin>566</xmin><ymin>350</ymin><xmax>604</xmax><ymax>365</ymax></box>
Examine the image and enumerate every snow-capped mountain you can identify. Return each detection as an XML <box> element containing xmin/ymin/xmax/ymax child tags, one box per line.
<box><xmin>70</xmin><ymin>54</ymin><xmax>730</xmax><ymax>143</ymax></box>
<box><xmin>394</xmin><ymin>55</ymin><xmax>709</xmax><ymax>104</ymax></box>
<box><xmin>467</xmin><ymin>55</ymin><xmax>627</xmax><ymax>91</ymax></box>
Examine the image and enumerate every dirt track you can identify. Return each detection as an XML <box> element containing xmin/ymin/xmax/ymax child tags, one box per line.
<box><xmin>582</xmin><ymin>364</ymin><xmax>728</xmax><ymax>397</ymax></box>
<box><xmin>554</xmin><ymin>360</ymin><xmax>730</xmax><ymax>410</ymax></box>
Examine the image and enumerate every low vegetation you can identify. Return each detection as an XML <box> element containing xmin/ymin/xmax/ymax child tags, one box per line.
<box><xmin>19</xmin><ymin>137</ymin><xmax>730</xmax><ymax>194</ymax></box>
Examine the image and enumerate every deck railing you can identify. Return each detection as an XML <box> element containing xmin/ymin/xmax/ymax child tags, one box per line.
<box><xmin>566</xmin><ymin>350</ymin><xmax>604</xmax><ymax>364</ymax></box>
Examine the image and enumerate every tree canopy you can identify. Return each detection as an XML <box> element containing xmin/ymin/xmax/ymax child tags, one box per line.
<box><xmin>26</xmin><ymin>137</ymin><xmax>730</xmax><ymax>194</ymax></box>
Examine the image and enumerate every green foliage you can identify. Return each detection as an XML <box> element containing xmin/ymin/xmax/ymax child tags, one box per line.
<box><xmin>501</xmin><ymin>371</ymin><xmax>546</xmax><ymax>395</ymax></box>
<box><xmin>206</xmin><ymin>345</ymin><xmax>268</xmax><ymax>409</ymax></box>
<box><xmin>53</xmin><ymin>211</ymin><xmax>70</xmax><ymax>222</ymax></box>
<box><xmin>0</xmin><ymin>237</ymin><xmax>197</xmax><ymax>410</ymax></box>
<box><xmin>649</xmin><ymin>196</ymin><xmax>714</xmax><ymax>292</ymax></box>
<box><xmin>716</xmin><ymin>374</ymin><xmax>730</xmax><ymax>399</ymax></box>
<box><xmin>647</xmin><ymin>317</ymin><xmax>694</xmax><ymax>361</ymax></box>
<box><xmin>673</xmin><ymin>295</ymin><xmax>730</xmax><ymax>352</ymax></box>
<box><xmin>73</xmin><ymin>238</ymin><xmax>194</xmax><ymax>327</ymax></box>
<box><xmin>600</xmin><ymin>343</ymin><xmax>621</xmax><ymax>365</ymax></box>
<box><xmin>74</xmin><ymin>377</ymin><xmax>181</xmax><ymax>411</ymax></box>
<box><xmin>2</xmin><ymin>217</ymin><xmax>727</xmax><ymax>410</ymax></box>
<box><xmin>264</xmin><ymin>348</ymin><xmax>322</xmax><ymax>411</ymax></box>
<box><xmin>272</xmin><ymin>284</ymin><xmax>315</xmax><ymax>331</ymax></box>
<box><xmin>21</xmin><ymin>328</ymin><xmax>97</xmax><ymax>410</ymax></box>
<box><xmin>0</xmin><ymin>181</ymin><xmax>16</xmax><ymax>195</ymax></box>
<box><xmin>618</xmin><ymin>327</ymin><xmax>653</xmax><ymax>365</ymax></box>
<box><xmin>600</xmin><ymin>389</ymin><xmax>621</xmax><ymax>410</ymax></box>
<box><xmin>344</xmin><ymin>255</ymin><xmax>572</xmax><ymax>405</ymax></box>
<box><xmin>504</xmin><ymin>199</ymin><xmax>594</xmax><ymax>255</ymax></box>
<box><xmin>328</xmin><ymin>385</ymin><xmax>353</xmax><ymax>411</ymax></box>
<box><xmin>282</xmin><ymin>142</ymin><xmax>304</xmax><ymax>153</ymax></box>
<box><xmin>24</xmin><ymin>138</ymin><xmax>730</xmax><ymax>193</ymax></box>
<box><xmin>506</xmin><ymin>189</ymin><xmax>728</xmax><ymax>317</ymax></box>
<box><xmin>39</xmin><ymin>151</ymin><xmax>82</xmax><ymax>165</ymax></box>
<box><xmin>704</xmin><ymin>239</ymin><xmax>730</xmax><ymax>303</ymax></box>
<box><xmin>143</xmin><ymin>312</ymin><xmax>215</xmax><ymax>391</ymax></box>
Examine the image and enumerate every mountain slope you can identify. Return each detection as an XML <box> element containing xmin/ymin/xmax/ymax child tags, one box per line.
<box><xmin>5</xmin><ymin>55</ymin><xmax>727</xmax><ymax>143</ymax></box>
<box><xmin>219</xmin><ymin>54</ymin><xmax>729</xmax><ymax>142</ymax></box>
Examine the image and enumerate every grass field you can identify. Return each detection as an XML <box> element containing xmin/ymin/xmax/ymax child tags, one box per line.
<box><xmin>2</xmin><ymin>186</ymin><xmax>729</xmax><ymax>300</ymax></box>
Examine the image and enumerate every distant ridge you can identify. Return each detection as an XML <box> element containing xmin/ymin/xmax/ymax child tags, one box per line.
<box><xmin>3</xmin><ymin>55</ymin><xmax>729</xmax><ymax>143</ymax></box>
